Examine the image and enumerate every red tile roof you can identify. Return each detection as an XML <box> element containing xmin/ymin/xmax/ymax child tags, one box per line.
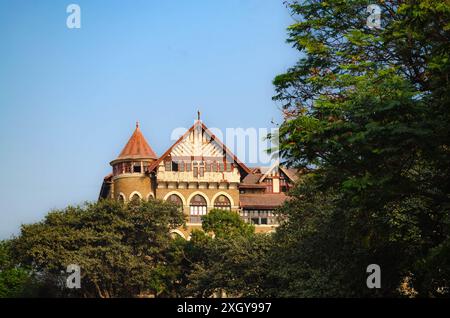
<box><xmin>239</xmin><ymin>193</ymin><xmax>288</xmax><ymax>209</ymax></box>
<box><xmin>241</xmin><ymin>173</ymin><xmax>263</xmax><ymax>184</ymax></box>
<box><xmin>117</xmin><ymin>122</ymin><xmax>158</xmax><ymax>160</ymax></box>
<box><xmin>238</xmin><ymin>183</ymin><xmax>267</xmax><ymax>189</ymax></box>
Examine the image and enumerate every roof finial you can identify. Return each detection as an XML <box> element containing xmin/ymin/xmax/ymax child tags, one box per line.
<box><xmin>136</xmin><ymin>121</ymin><xmax>139</xmax><ymax>129</ymax></box>
<box><xmin>197</xmin><ymin>110</ymin><xmax>201</xmax><ymax>121</ymax></box>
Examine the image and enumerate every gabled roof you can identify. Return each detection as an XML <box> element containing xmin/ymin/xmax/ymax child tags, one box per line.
<box><xmin>258</xmin><ymin>159</ymin><xmax>280</xmax><ymax>183</ymax></box>
<box><xmin>148</xmin><ymin>120</ymin><xmax>251</xmax><ymax>174</ymax></box>
<box><xmin>256</xmin><ymin>160</ymin><xmax>300</xmax><ymax>183</ymax></box>
<box><xmin>115</xmin><ymin>122</ymin><xmax>158</xmax><ymax>161</ymax></box>
<box><xmin>279</xmin><ymin>166</ymin><xmax>300</xmax><ymax>182</ymax></box>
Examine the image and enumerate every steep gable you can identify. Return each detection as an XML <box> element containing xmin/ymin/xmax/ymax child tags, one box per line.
<box><xmin>148</xmin><ymin>120</ymin><xmax>251</xmax><ymax>176</ymax></box>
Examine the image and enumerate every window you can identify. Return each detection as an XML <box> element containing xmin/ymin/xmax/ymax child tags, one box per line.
<box><xmin>118</xmin><ymin>194</ymin><xmax>125</xmax><ymax>203</ymax></box>
<box><xmin>189</xmin><ymin>194</ymin><xmax>207</xmax><ymax>223</ymax></box>
<box><xmin>251</xmin><ymin>218</ymin><xmax>259</xmax><ymax>224</ymax></box>
<box><xmin>280</xmin><ymin>177</ymin><xmax>289</xmax><ymax>192</ymax></box>
<box><xmin>133</xmin><ymin>163</ymin><xmax>141</xmax><ymax>173</ymax></box>
<box><xmin>143</xmin><ymin>162</ymin><xmax>149</xmax><ymax>173</ymax></box>
<box><xmin>214</xmin><ymin>195</ymin><xmax>231</xmax><ymax>210</ymax></box>
<box><xmin>167</xmin><ymin>194</ymin><xmax>183</xmax><ymax>212</ymax></box>
<box><xmin>199</xmin><ymin>167</ymin><xmax>204</xmax><ymax>177</ymax></box>
<box><xmin>212</xmin><ymin>161</ymin><xmax>218</xmax><ymax>172</ymax></box>
<box><xmin>131</xmin><ymin>193</ymin><xmax>141</xmax><ymax>203</ymax></box>
<box><xmin>193</xmin><ymin>167</ymin><xmax>198</xmax><ymax>178</ymax></box>
<box><xmin>114</xmin><ymin>163</ymin><xmax>121</xmax><ymax>175</ymax></box>
<box><xmin>172</xmin><ymin>161</ymin><xmax>179</xmax><ymax>171</ymax></box>
<box><xmin>265</xmin><ymin>178</ymin><xmax>273</xmax><ymax>193</ymax></box>
<box><xmin>205</xmin><ymin>161</ymin><xmax>211</xmax><ymax>172</ymax></box>
<box><xmin>226</xmin><ymin>162</ymin><xmax>232</xmax><ymax>172</ymax></box>
<box><xmin>164</xmin><ymin>160</ymin><xmax>171</xmax><ymax>171</ymax></box>
<box><xmin>185</xmin><ymin>161</ymin><xmax>192</xmax><ymax>172</ymax></box>
<box><xmin>219</xmin><ymin>162</ymin><xmax>225</xmax><ymax>172</ymax></box>
<box><xmin>240</xmin><ymin>209</ymin><xmax>277</xmax><ymax>225</ymax></box>
<box><xmin>179</xmin><ymin>161</ymin><xmax>185</xmax><ymax>172</ymax></box>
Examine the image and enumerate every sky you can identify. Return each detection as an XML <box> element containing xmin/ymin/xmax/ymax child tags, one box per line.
<box><xmin>0</xmin><ymin>0</ymin><xmax>298</xmax><ymax>239</ymax></box>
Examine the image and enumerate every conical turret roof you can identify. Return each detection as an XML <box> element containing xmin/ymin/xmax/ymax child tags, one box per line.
<box><xmin>116</xmin><ymin>122</ymin><xmax>158</xmax><ymax>160</ymax></box>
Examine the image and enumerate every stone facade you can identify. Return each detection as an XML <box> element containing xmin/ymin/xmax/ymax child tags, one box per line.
<box><xmin>100</xmin><ymin>118</ymin><xmax>298</xmax><ymax>239</ymax></box>
<box><xmin>113</xmin><ymin>174</ymin><xmax>154</xmax><ymax>201</ymax></box>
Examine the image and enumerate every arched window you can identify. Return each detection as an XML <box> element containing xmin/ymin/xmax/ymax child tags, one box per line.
<box><xmin>130</xmin><ymin>193</ymin><xmax>141</xmax><ymax>203</ymax></box>
<box><xmin>189</xmin><ymin>194</ymin><xmax>207</xmax><ymax>223</ymax></box>
<box><xmin>118</xmin><ymin>194</ymin><xmax>125</xmax><ymax>203</ymax></box>
<box><xmin>214</xmin><ymin>195</ymin><xmax>231</xmax><ymax>210</ymax></box>
<box><xmin>170</xmin><ymin>230</ymin><xmax>186</xmax><ymax>240</ymax></box>
<box><xmin>167</xmin><ymin>194</ymin><xmax>183</xmax><ymax>212</ymax></box>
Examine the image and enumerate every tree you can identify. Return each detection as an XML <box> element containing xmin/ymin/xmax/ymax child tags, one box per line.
<box><xmin>11</xmin><ymin>199</ymin><xmax>185</xmax><ymax>297</ymax></box>
<box><xmin>201</xmin><ymin>209</ymin><xmax>255</xmax><ymax>239</ymax></box>
<box><xmin>179</xmin><ymin>209</ymin><xmax>272</xmax><ymax>297</ymax></box>
<box><xmin>0</xmin><ymin>240</ymin><xmax>33</xmax><ymax>298</ymax></box>
<box><xmin>270</xmin><ymin>0</ymin><xmax>450</xmax><ymax>297</ymax></box>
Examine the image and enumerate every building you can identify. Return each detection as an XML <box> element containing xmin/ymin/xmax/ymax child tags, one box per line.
<box><xmin>99</xmin><ymin>115</ymin><xmax>298</xmax><ymax>238</ymax></box>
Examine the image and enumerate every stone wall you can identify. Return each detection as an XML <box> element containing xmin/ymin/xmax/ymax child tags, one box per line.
<box><xmin>112</xmin><ymin>174</ymin><xmax>153</xmax><ymax>201</ymax></box>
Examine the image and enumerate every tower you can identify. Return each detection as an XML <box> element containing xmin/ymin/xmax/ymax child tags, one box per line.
<box><xmin>109</xmin><ymin>122</ymin><xmax>158</xmax><ymax>202</ymax></box>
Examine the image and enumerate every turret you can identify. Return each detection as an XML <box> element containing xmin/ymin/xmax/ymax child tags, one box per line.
<box><xmin>110</xmin><ymin>122</ymin><xmax>158</xmax><ymax>202</ymax></box>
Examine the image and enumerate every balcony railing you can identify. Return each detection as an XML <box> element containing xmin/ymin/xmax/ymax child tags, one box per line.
<box><xmin>186</xmin><ymin>210</ymin><xmax>279</xmax><ymax>225</ymax></box>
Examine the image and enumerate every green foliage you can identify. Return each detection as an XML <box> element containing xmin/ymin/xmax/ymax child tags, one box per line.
<box><xmin>270</xmin><ymin>0</ymin><xmax>450</xmax><ymax>297</ymax></box>
<box><xmin>4</xmin><ymin>0</ymin><xmax>450</xmax><ymax>298</ymax></box>
<box><xmin>0</xmin><ymin>240</ymin><xmax>32</xmax><ymax>298</ymax></box>
<box><xmin>11</xmin><ymin>199</ymin><xmax>185</xmax><ymax>297</ymax></box>
<box><xmin>201</xmin><ymin>209</ymin><xmax>254</xmax><ymax>238</ymax></box>
<box><xmin>179</xmin><ymin>210</ymin><xmax>271</xmax><ymax>297</ymax></box>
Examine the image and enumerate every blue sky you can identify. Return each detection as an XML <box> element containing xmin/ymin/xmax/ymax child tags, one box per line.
<box><xmin>0</xmin><ymin>0</ymin><xmax>298</xmax><ymax>239</ymax></box>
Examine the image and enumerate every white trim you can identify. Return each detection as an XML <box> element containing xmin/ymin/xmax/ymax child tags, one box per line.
<box><xmin>118</xmin><ymin>192</ymin><xmax>126</xmax><ymax>202</ymax></box>
<box><xmin>211</xmin><ymin>191</ymin><xmax>235</xmax><ymax>208</ymax></box>
<box><xmin>146</xmin><ymin>192</ymin><xmax>155</xmax><ymax>201</ymax></box>
<box><xmin>187</xmin><ymin>191</ymin><xmax>211</xmax><ymax>207</ymax></box>
<box><xmin>112</xmin><ymin>173</ymin><xmax>146</xmax><ymax>181</ymax></box>
<box><xmin>163</xmin><ymin>191</ymin><xmax>187</xmax><ymax>206</ymax></box>
<box><xmin>258</xmin><ymin>159</ymin><xmax>280</xmax><ymax>183</ymax></box>
<box><xmin>129</xmin><ymin>191</ymin><xmax>143</xmax><ymax>201</ymax></box>
<box><xmin>170</xmin><ymin>229</ymin><xmax>186</xmax><ymax>240</ymax></box>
